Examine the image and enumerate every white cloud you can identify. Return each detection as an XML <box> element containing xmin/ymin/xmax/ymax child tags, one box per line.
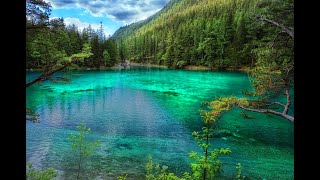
<box><xmin>47</xmin><ymin>0</ymin><xmax>170</xmax><ymax>24</ymax></box>
<box><xmin>65</xmin><ymin>17</ymin><xmax>112</xmax><ymax>37</ymax></box>
<box><xmin>50</xmin><ymin>17</ymin><xmax>113</xmax><ymax>37</ymax></box>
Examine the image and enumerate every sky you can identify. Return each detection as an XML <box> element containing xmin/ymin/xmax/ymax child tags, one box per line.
<box><xmin>47</xmin><ymin>0</ymin><xmax>170</xmax><ymax>37</ymax></box>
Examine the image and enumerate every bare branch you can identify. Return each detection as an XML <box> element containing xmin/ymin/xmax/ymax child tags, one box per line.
<box><xmin>255</xmin><ymin>15</ymin><xmax>294</xmax><ymax>39</ymax></box>
<box><xmin>26</xmin><ymin>62</ymin><xmax>71</xmax><ymax>87</ymax></box>
<box><xmin>267</xmin><ymin>102</ymin><xmax>286</xmax><ymax>107</ymax></box>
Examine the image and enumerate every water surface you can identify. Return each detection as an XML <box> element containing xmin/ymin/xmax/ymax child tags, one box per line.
<box><xmin>26</xmin><ymin>68</ymin><xmax>294</xmax><ymax>179</ymax></box>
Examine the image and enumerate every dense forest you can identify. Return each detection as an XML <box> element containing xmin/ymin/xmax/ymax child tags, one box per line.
<box><xmin>112</xmin><ymin>0</ymin><xmax>293</xmax><ymax>69</ymax></box>
<box><xmin>26</xmin><ymin>0</ymin><xmax>293</xmax><ymax>71</ymax></box>
<box><xmin>26</xmin><ymin>3</ymin><xmax>119</xmax><ymax>70</ymax></box>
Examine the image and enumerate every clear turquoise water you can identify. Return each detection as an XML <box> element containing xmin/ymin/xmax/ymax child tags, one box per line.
<box><xmin>26</xmin><ymin>67</ymin><xmax>294</xmax><ymax>179</ymax></box>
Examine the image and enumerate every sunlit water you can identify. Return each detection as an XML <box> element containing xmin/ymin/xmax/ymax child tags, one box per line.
<box><xmin>26</xmin><ymin>67</ymin><xmax>293</xmax><ymax>179</ymax></box>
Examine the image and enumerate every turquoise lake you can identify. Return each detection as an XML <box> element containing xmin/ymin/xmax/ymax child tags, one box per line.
<box><xmin>26</xmin><ymin>67</ymin><xmax>294</xmax><ymax>179</ymax></box>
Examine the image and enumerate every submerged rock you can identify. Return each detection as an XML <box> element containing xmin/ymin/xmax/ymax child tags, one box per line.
<box><xmin>214</xmin><ymin>129</ymin><xmax>245</xmax><ymax>140</ymax></box>
<box><xmin>116</xmin><ymin>143</ymin><xmax>132</xmax><ymax>150</ymax></box>
<box><xmin>163</xmin><ymin>91</ymin><xmax>179</xmax><ymax>96</ymax></box>
<box><xmin>73</xmin><ymin>89</ymin><xmax>95</xmax><ymax>93</ymax></box>
<box><xmin>232</xmin><ymin>132</ymin><xmax>242</xmax><ymax>139</ymax></box>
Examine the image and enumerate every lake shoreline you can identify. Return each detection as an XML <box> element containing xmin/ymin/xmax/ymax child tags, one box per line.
<box><xmin>26</xmin><ymin>63</ymin><xmax>251</xmax><ymax>72</ymax></box>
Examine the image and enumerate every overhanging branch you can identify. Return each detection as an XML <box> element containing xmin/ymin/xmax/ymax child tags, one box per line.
<box><xmin>26</xmin><ymin>62</ymin><xmax>71</xmax><ymax>87</ymax></box>
<box><xmin>239</xmin><ymin>106</ymin><xmax>294</xmax><ymax>123</ymax></box>
<box><xmin>255</xmin><ymin>15</ymin><xmax>294</xmax><ymax>39</ymax></box>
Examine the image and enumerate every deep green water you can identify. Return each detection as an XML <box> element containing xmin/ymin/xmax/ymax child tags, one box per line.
<box><xmin>26</xmin><ymin>67</ymin><xmax>294</xmax><ymax>179</ymax></box>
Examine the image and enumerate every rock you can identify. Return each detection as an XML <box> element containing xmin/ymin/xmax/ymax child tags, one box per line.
<box><xmin>119</xmin><ymin>60</ymin><xmax>130</xmax><ymax>68</ymax></box>
<box><xmin>73</xmin><ymin>89</ymin><xmax>94</xmax><ymax>92</ymax></box>
<box><xmin>232</xmin><ymin>132</ymin><xmax>242</xmax><ymax>139</ymax></box>
<box><xmin>163</xmin><ymin>91</ymin><xmax>179</xmax><ymax>96</ymax></box>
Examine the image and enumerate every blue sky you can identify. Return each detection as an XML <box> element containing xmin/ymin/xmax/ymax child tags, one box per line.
<box><xmin>47</xmin><ymin>0</ymin><xmax>170</xmax><ymax>36</ymax></box>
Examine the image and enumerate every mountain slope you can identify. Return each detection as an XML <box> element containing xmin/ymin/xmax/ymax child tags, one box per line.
<box><xmin>111</xmin><ymin>0</ymin><xmax>180</xmax><ymax>39</ymax></box>
<box><xmin>112</xmin><ymin>0</ymin><xmax>293</xmax><ymax>69</ymax></box>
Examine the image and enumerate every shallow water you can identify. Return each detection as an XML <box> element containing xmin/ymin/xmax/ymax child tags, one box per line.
<box><xmin>26</xmin><ymin>67</ymin><xmax>294</xmax><ymax>179</ymax></box>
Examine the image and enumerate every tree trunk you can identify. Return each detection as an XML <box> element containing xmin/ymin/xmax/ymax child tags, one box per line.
<box><xmin>77</xmin><ymin>159</ymin><xmax>81</xmax><ymax>180</ymax></box>
<box><xmin>203</xmin><ymin>125</ymin><xmax>209</xmax><ymax>180</ymax></box>
<box><xmin>77</xmin><ymin>145</ymin><xmax>82</xmax><ymax>180</ymax></box>
<box><xmin>283</xmin><ymin>87</ymin><xmax>291</xmax><ymax>114</ymax></box>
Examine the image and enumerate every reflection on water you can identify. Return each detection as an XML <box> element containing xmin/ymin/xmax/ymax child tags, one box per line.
<box><xmin>26</xmin><ymin>68</ymin><xmax>293</xmax><ymax>179</ymax></box>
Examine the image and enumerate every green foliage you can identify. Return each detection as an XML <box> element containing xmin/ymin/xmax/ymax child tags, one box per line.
<box><xmin>26</xmin><ymin>33</ymin><xmax>93</xmax><ymax>86</ymax></box>
<box><xmin>27</xmin><ymin>10</ymin><xmax>118</xmax><ymax>70</ymax></box>
<box><xmin>68</xmin><ymin>122</ymin><xmax>100</xmax><ymax>179</ymax></box>
<box><xmin>204</xmin><ymin>0</ymin><xmax>294</xmax><ymax>121</ymax></box>
<box><xmin>189</xmin><ymin>148</ymin><xmax>232</xmax><ymax>179</ymax></box>
<box><xmin>105</xmin><ymin>40</ymin><xmax>119</xmax><ymax>65</ymax></box>
<box><xmin>68</xmin><ymin>122</ymin><xmax>100</xmax><ymax>158</ymax></box>
<box><xmin>103</xmin><ymin>49</ymin><xmax>112</xmax><ymax>67</ymax></box>
<box><xmin>163</xmin><ymin>30</ymin><xmax>175</xmax><ymax>67</ymax></box>
<box><xmin>199</xmin><ymin>96</ymin><xmax>250</xmax><ymax>124</ymax></box>
<box><xmin>189</xmin><ymin>102</ymin><xmax>234</xmax><ymax>180</ymax></box>
<box><xmin>26</xmin><ymin>163</ymin><xmax>57</xmax><ymax>180</ymax></box>
<box><xmin>208</xmin><ymin>96</ymin><xmax>249</xmax><ymax>114</ymax></box>
<box><xmin>145</xmin><ymin>156</ymin><xmax>191</xmax><ymax>180</ymax></box>
<box><xmin>246</xmin><ymin>40</ymin><xmax>293</xmax><ymax>98</ymax></box>
<box><xmin>69</xmin><ymin>43</ymin><xmax>93</xmax><ymax>63</ymax></box>
<box><xmin>118</xmin><ymin>174</ymin><xmax>128</xmax><ymax>180</ymax></box>
<box><xmin>236</xmin><ymin>163</ymin><xmax>243</xmax><ymax>180</ymax></box>
<box><xmin>244</xmin><ymin>0</ymin><xmax>294</xmax><ymax>100</ymax></box>
<box><xmin>190</xmin><ymin>128</ymin><xmax>232</xmax><ymax>179</ymax></box>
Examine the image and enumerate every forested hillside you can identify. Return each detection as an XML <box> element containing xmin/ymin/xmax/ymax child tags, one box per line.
<box><xmin>112</xmin><ymin>0</ymin><xmax>293</xmax><ymax>69</ymax></box>
<box><xmin>111</xmin><ymin>0</ymin><xmax>179</xmax><ymax>40</ymax></box>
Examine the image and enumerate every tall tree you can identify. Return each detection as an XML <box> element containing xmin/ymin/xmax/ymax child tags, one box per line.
<box><xmin>98</xmin><ymin>22</ymin><xmax>105</xmax><ymax>43</ymax></box>
<box><xmin>104</xmin><ymin>39</ymin><xmax>118</xmax><ymax>66</ymax></box>
<box><xmin>103</xmin><ymin>49</ymin><xmax>111</xmax><ymax>67</ymax></box>
<box><xmin>164</xmin><ymin>30</ymin><xmax>174</xmax><ymax>67</ymax></box>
